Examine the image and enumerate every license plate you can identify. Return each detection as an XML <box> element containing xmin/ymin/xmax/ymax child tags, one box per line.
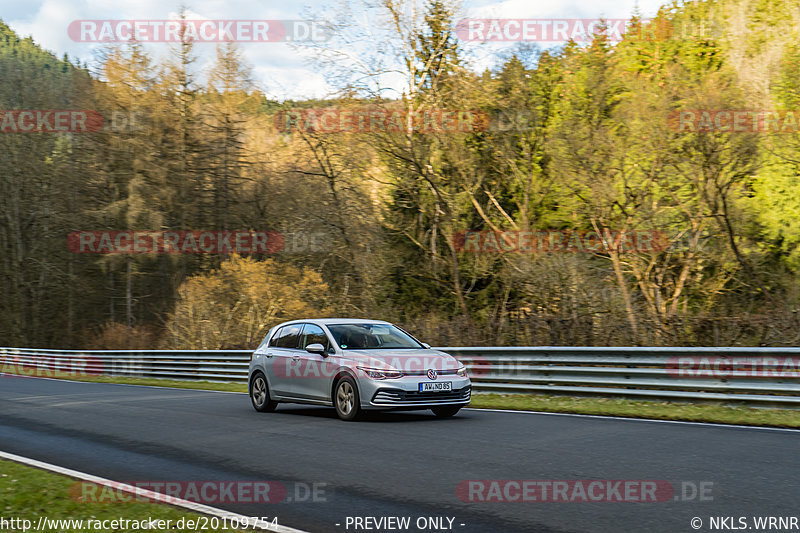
<box><xmin>419</xmin><ymin>381</ymin><xmax>452</xmax><ymax>392</ymax></box>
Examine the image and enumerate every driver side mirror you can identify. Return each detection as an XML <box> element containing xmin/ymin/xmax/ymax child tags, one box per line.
<box><xmin>306</xmin><ymin>343</ymin><xmax>327</xmax><ymax>355</ymax></box>
<box><xmin>422</xmin><ymin>342</ymin><xmax>431</xmax><ymax>349</ymax></box>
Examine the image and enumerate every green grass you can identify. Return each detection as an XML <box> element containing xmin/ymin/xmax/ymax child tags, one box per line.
<box><xmin>4</xmin><ymin>369</ymin><xmax>799</xmax><ymax>429</ymax></box>
<box><xmin>468</xmin><ymin>393</ymin><xmax>800</xmax><ymax>428</ymax></box>
<box><xmin>0</xmin><ymin>459</ymin><xmax>247</xmax><ymax>533</ymax></box>
<box><xmin>2</xmin><ymin>370</ymin><xmax>247</xmax><ymax>392</ymax></box>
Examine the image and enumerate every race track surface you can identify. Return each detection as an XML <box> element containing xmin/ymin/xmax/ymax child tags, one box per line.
<box><xmin>1</xmin><ymin>376</ymin><xmax>798</xmax><ymax>532</ymax></box>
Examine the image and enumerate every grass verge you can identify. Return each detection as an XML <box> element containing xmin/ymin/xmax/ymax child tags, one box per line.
<box><xmin>1</xmin><ymin>371</ymin><xmax>247</xmax><ymax>393</ymax></box>
<box><xmin>0</xmin><ymin>459</ymin><xmax>244</xmax><ymax>533</ymax></box>
<box><xmin>467</xmin><ymin>393</ymin><xmax>800</xmax><ymax>428</ymax></box>
<box><xmin>3</xmin><ymin>370</ymin><xmax>799</xmax><ymax>428</ymax></box>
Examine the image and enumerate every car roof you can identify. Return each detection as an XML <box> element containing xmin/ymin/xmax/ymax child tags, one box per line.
<box><xmin>276</xmin><ymin>318</ymin><xmax>392</xmax><ymax>327</ymax></box>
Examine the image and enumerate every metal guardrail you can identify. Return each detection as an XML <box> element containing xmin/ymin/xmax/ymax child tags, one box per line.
<box><xmin>2</xmin><ymin>346</ymin><xmax>800</xmax><ymax>407</ymax></box>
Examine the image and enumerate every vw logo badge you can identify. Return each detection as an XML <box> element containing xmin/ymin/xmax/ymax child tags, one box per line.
<box><xmin>427</xmin><ymin>369</ymin><xmax>438</xmax><ymax>380</ymax></box>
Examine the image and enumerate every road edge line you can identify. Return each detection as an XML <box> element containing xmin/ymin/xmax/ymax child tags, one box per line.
<box><xmin>465</xmin><ymin>407</ymin><xmax>800</xmax><ymax>433</ymax></box>
<box><xmin>0</xmin><ymin>372</ymin><xmax>244</xmax><ymax>394</ymax></box>
<box><xmin>0</xmin><ymin>450</ymin><xmax>309</xmax><ymax>533</ymax></box>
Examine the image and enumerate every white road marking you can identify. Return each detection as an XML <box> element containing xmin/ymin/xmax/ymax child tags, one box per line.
<box><xmin>465</xmin><ymin>407</ymin><xmax>800</xmax><ymax>433</ymax></box>
<box><xmin>0</xmin><ymin>450</ymin><xmax>309</xmax><ymax>533</ymax></box>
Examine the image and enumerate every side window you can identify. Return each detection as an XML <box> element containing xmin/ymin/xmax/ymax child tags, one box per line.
<box><xmin>299</xmin><ymin>324</ymin><xmax>330</xmax><ymax>351</ymax></box>
<box><xmin>257</xmin><ymin>330</ymin><xmax>273</xmax><ymax>350</ymax></box>
<box><xmin>267</xmin><ymin>327</ymin><xmax>284</xmax><ymax>348</ymax></box>
<box><xmin>272</xmin><ymin>324</ymin><xmax>302</xmax><ymax>349</ymax></box>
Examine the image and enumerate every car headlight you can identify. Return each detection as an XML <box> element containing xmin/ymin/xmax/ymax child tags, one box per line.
<box><xmin>457</xmin><ymin>366</ymin><xmax>468</xmax><ymax>377</ymax></box>
<box><xmin>357</xmin><ymin>366</ymin><xmax>403</xmax><ymax>380</ymax></box>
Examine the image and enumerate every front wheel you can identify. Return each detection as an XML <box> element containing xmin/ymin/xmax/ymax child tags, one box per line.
<box><xmin>334</xmin><ymin>377</ymin><xmax>362</xmax><ymax>421</ymax></box>
<box><xmin>250</xmin><ymin>372</ymin><xmax>278</xmax><ymax>412</ymax></box>
<box><xmin>431</xmin><ymin>405</ymin><xmax>462</xmax><ymax>418</ymax></box>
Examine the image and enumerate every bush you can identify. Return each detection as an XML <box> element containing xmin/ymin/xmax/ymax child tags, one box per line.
<box><xmin>85</xmin><ymin>322</ymin><xmax>161</xmax><ymax>350</ymax></box>
<box><xmin>163</xmin><ymin>256</ymin><xmax>331</xmax><ymax>349</ymax></box>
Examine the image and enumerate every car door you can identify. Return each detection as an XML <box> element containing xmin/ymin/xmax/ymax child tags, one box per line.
<box><xmin>265</xmin><ymin>323</ymin><xmax>303</xmax><ymax>397</ymax></box>
<box><xmin>293</xmin><ymin>323</ymin><xmax>336</xmax><ymax>401</ymax></box>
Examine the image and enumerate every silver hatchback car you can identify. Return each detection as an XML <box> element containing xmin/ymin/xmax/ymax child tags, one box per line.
<box><xmin>248</xmin><ymin>319</ymin><xmax>471</xmax><ymax>420</ymax></box>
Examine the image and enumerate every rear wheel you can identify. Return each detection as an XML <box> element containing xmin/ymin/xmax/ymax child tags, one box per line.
<box><xmin>334</xmin><ymin>377</ymin><xmax>362</xmax><ymax>421</ymax></box>
<box><xmin>431</xmin><ymin>405</ymin><xmax>461</xmax><ymax>418</ymax></box>
<box><xmin>250</xmin><ymin>372</ymin><xmax>278</xmax><ymax>412</ymax></box>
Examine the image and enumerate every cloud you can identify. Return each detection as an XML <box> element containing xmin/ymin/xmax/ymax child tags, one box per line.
<box><xmin>3</xmin><ymin>0</ymin><xmax>671</xmax><ymax>99</ymax></box>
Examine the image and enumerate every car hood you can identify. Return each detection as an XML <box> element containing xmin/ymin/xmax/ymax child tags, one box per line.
<box><xmin>338</xmin><ymin>349</ymin><xmax>461</xmax><ymax>372</ymax></box>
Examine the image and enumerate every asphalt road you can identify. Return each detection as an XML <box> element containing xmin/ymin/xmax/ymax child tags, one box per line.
<box><xmin>0</xmin><ymin>376</ymin><xmax>798</xmax><ymax>533</ymax></box>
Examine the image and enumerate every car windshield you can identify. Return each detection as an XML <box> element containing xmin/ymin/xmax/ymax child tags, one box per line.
<box><xmin>327</xmin><ymin>324</ymin><xmax>423</xmax><ymax>350</ymax></box>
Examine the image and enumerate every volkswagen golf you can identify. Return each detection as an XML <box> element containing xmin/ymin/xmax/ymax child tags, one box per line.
<box><xmin>248</xmin><ymin>319</ymin><xmax>471</xmax><ymax>420</ymax></box>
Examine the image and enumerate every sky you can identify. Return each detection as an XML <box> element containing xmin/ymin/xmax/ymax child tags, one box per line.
<box><xmin>1</xmin><ymin>0</ymin><xmax>672</xmax><ymax>100</ymax></box>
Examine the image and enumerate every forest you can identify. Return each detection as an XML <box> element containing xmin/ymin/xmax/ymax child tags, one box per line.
<box><xmin>2</xmin><ymin>0</ymin><xmax>800</xmax><ymax>349</ymax></box>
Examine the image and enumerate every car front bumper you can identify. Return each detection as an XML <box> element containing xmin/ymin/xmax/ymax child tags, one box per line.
<box><xmin>360</xmin><ymin>376</ymin><xmax>472</xmax><ymax>409</ymax></box>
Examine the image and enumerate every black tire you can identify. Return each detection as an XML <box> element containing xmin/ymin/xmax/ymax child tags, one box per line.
<box><xmin>333</xmin><ymin>376</ymin><xmax>362</xmax><ymax>421</ymax></box>
<box><xmin>431</xmin><ymin>405</ymin><xmax>462</xmax><ymax>418</ymax></box>
<box><xmin>250</xmin><ymin>372</ymin><xmax>278</xmax><ymax>412</ymax></box>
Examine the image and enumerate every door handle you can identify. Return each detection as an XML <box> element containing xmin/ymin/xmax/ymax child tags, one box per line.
<box><xmin>292</xmin><ymin>355</ymin><xmax>300</xmax><ymax>360</ymax></box>
<box><xmin>265</xmin><ymin>352</ymin><xmax>274</xmax><ymax>358</ymax></box>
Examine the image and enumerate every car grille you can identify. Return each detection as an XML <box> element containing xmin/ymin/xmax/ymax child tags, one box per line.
<box><xmin>402</xmin><ymin>369</ymin><xmax>460</xmax><ymax>376</ymax></box>
<box><xmin>372</xmin><ymin>386</ymin><xmax>471</xmax><ymax>405</ymax></box>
